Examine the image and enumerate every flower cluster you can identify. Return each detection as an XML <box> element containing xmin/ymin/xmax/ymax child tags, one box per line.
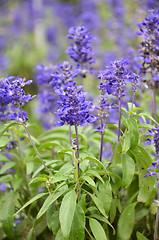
<box><xmin>95</xmin><ymin>73</ymin><xmax>117</xmax><ymax>133</ymax></box>
<box><xmin>137</xmin><ymin>10</ymin><xmax>159</xmax><ymax>84</ymax></box>
<box><xmin>66</xmin><ymin>26</ymin><xmax>96</xmax><ymax>69</ymax></box>
<box><xmin>53</xmin><ymin>63</ymin><xmax>96</xmax><ymax>127</ymax></box>
<box><xmin>98</xmin><ymin>58</ymin><xmax>138</xmax><ymax>100</ymax></box>
<box><xmin>0</xmin><ymin>76</ymin><xmax>34</xmax><ymax>122</ymax></box>
<box><xmin>56</xmin><ymin>85</ymin><xmax>96</xmax><ymax>127</ymax></box>
<box><xmin>50</xmin><ymin>61</ymin><xmax>79</xmax><ymax>90</ymax></box>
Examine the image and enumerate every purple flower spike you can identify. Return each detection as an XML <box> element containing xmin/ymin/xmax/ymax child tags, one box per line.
<box><xmin>137</xmin><ymin>10</ymin><xmax>159</xmax><ymax>83</ymax></box>
<box><xmin>98</xmin><ymin>58</ymin><xmax>139</xmax><ymax>100</ymax></box>
<box><xmin>66</xmin><ymin>26</ymin><xmax>96</xmax><ymax>70</ymax></box>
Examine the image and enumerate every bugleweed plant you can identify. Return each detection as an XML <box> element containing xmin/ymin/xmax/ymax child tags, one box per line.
<box><xmin>0</xmin><ymin>9</ymin><xmax>159</xmax><ymax>240</ymax></box>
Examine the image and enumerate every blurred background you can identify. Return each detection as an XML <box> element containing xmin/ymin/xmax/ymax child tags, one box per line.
<box><xmin>0</xmin><ymin>0</ymin><xmax>158</xmax><ymax>80</ymax></box>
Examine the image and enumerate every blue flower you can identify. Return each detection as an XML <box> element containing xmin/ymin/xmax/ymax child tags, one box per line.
<box><xmin>66</xmin><ymin>26</ymin><xmax>96</xmax><ymax>68</ymax></box>
<box><xmin>137</xmin><ymin>9</ymin><xmax>159</xmax><ymax>82</ymax></box>
<box><xmin>0</xmin><ymin>76</ymin><xmax>35</xmax><ymax>122</ymax></box>
<box><xmin>56</xmin><ymin>85</ymin><xmax>96</xmax><ymax>127</ymax></box>
<box><xmin>98</xmin><ymin>58</ymin><xmax>138</xmax><ymax>99</ymax></box>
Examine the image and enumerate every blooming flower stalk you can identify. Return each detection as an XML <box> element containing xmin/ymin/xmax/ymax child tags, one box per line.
<box><xmin>97</xmin><ymin>72</ymin><xmax>117</xmax><ymax>162</ymax></box>
<box><xmin>137</xmin><ymin>10</ymin><xmax>159</xmax><ymax>124</ymax></box>
<box><xmin>99</xmin><ymin>58</ymin><xmax>138</xmax><ymax>141</ymax></box>
<box><xmin>66</xmin><ymin>26</ymin><xmax>96</xmax><ymax>84</ymax></box>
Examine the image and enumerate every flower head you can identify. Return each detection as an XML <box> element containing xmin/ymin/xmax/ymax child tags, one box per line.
<box><xmin>137</xmin><ymin>9</ymin><xmax>159</xmax><ymax>84</ymax></box>
<box><xmin>98</xmin><ymin>58</ymin><xmax>138</xmax><ymax>99</ymax></box>
<box><xmin>56</xmin><ymin>85</ymin><xmax>96</xmax><ymax>127</ymax></box>
<box><xmin>0</xmin><ymin>75</ymin><xmax>35</xmax><ymax>122</ymax></box>
<box><xmin>66</xmin><ymin>26</ymin><xmax>96</xmax><ymax>68</ymax></box>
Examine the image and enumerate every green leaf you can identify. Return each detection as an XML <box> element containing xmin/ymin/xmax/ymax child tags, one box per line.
<box><xmin>98</xmin><ymin>181</ymin><xmax>112</xmax><ymax>214</ymax></box>
<box><xmin>80</xmin><ymin>175</ymin><xmax>96</xmax><ymax>187</ymax></box>
<box><xmin>84</xmin><ymin>156</ymin><xmax>107</xmax><ymax>171</ymax></box>
<box><xmin>127</xmin><ymin>118</ymin><xmax>139</xmax><ymax>149</ymax></box>
<box><xmin>78</xmin><ymin>194</ymin><xmax>86</xmax><ymax>212</ymax></box>
<box><xmin>0</xmin><ymin>137</ymin><xmax>12</xmax><ymax>148</ymax></box>
<box><xmin>0</xmin><ymin>162</ymin><xmax>16</xmax><ymax>175</ymax></box>
<box><xmin>37</xmin><ymin>190</ymin><xmax>66</xmax><ymax>219</ymax></box>
<box><xmin>110</xmin><ymin>172</ymin><xmax>121</xmax><ymax>195</ymax></box>
<box><xmin>122</xmin><ymin>130</ymin><xmax>130</xmax><ymax>153</ymax></box>
<box><xmin>90</xmin><ymin>214</ymin><xmax>115</xmax><ymax>234</ymax></box>
<box><xmin>0</xmin><ymin>192</ymin><xmax>17</xmax><ymax>239</ymax></box>
<box><xmin>50</xmin><ymin>163</ymin><xmax>74</xmax><ymax>184</ymax></box>
<box><xmin>47</xmin><ymin>204</ymin><xmax>60</xmax><ymax>236</ymax></box>
<box><xmin>29</xmin><ymin>174</ymin><xmax>49</xmax><ymax>184</ymax></box>
<box><xmin>110</xmin><ymin>199</ymin><xmax>117</xmax><ymax>223</ymax></box>
<box><xmin>136</xmin><ymin>231</ymin><xmax>148</xmax><ymax>240</ymax></box>
<box><xmin>86</xmin><ymin>170</ymin><xmax>104</xmax><ymax>183</ymax></box>
<box><xmin>38</xmin><ymin>141</ymin><xmax>61</xmax><ymax>150</ymax></box>
<box><xmin>55</xmin><ymin>228</ymin><xmax>64</xmax><ymax>240</ymax></box>
<box><xmin>122</xmin><ymin>154</ymin><xmax>135</xmax><ymax>188</ymax></box>
<box><xmin>89</xmin><ymin>218</ymin><xmax>107</xmax><ymax>240</ymax></box>
<box><xmin>0</xmin><ymin>121</ymin><xmax>22</xmax><ymax>137</ymax></box>
<box><xmin>112</xmin><ymin>142</ymin><xmax>122</xmax><ymax>164</ymax></box>
<box><xmin>14</xmin><ymin>193</ymin><xmax>48</xmax><ymax>216</ymax></box>
<box><xmin>117</xmin><ymin>203</ymin><xmax>136</xmax><ymax>240</ymax></box>
<box><xmin>89</xmin><ymin>193</ymin><xmax>107</xmax><ymax>218</ymax></box>
<box><xmin>59</xmin><ymin>190</ymin><xmax>77</xmax><ymax>239</ymax></box>
<box><xmin>139</xmin><ymin>112</ymin><xmax>157</xmax><ymax>125</ymax></box>
<box><xmin>69</xmin><ymin>204</ymin><xmax>85</xmax><ymax>240</ymax></box>
<box><xmin>130</xmin><ymin>145</ymin><xmax>155</xmax><ymax>202</ymax></box>
<box><xmin>32</xmin><ymin>160</ymin><xmax>60</xmax><ymax>178</ymax></box>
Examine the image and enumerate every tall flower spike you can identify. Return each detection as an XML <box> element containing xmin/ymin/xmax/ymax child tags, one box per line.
<box><xmin>137</xmin><ymin>9</ymin><xmax>159</xmax><ymax>84</ymax></box>
<box><xmin>96</xmin><ymin>71</ymin><xmax>117</xmax><ymax>162</ymax></box>
<box><xmin>99</xmin><ymin>58</ymin><xmax>138</xmax><ymax>140</ymax></box>
<box><xmin>66</xmin><ymin>26</ymin><xmax>96</xmax><ymax>75</ymax></box>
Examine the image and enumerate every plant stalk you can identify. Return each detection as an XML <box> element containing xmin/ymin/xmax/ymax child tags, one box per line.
<box><xmin>99</xmin><ymin>119</ymin><xmax>104</xmax><ymax>162</ymax></box>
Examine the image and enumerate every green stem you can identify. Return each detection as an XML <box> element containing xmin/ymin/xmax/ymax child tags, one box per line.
<box><xmin>99</xmin><ymin>119</ymin><xmax>104</xmax><ymax>162</ymax></box>
<box><xmin>118</xmin><ymin>97</ymin><xmax>121</xmax><ymax>142</ymax></box>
